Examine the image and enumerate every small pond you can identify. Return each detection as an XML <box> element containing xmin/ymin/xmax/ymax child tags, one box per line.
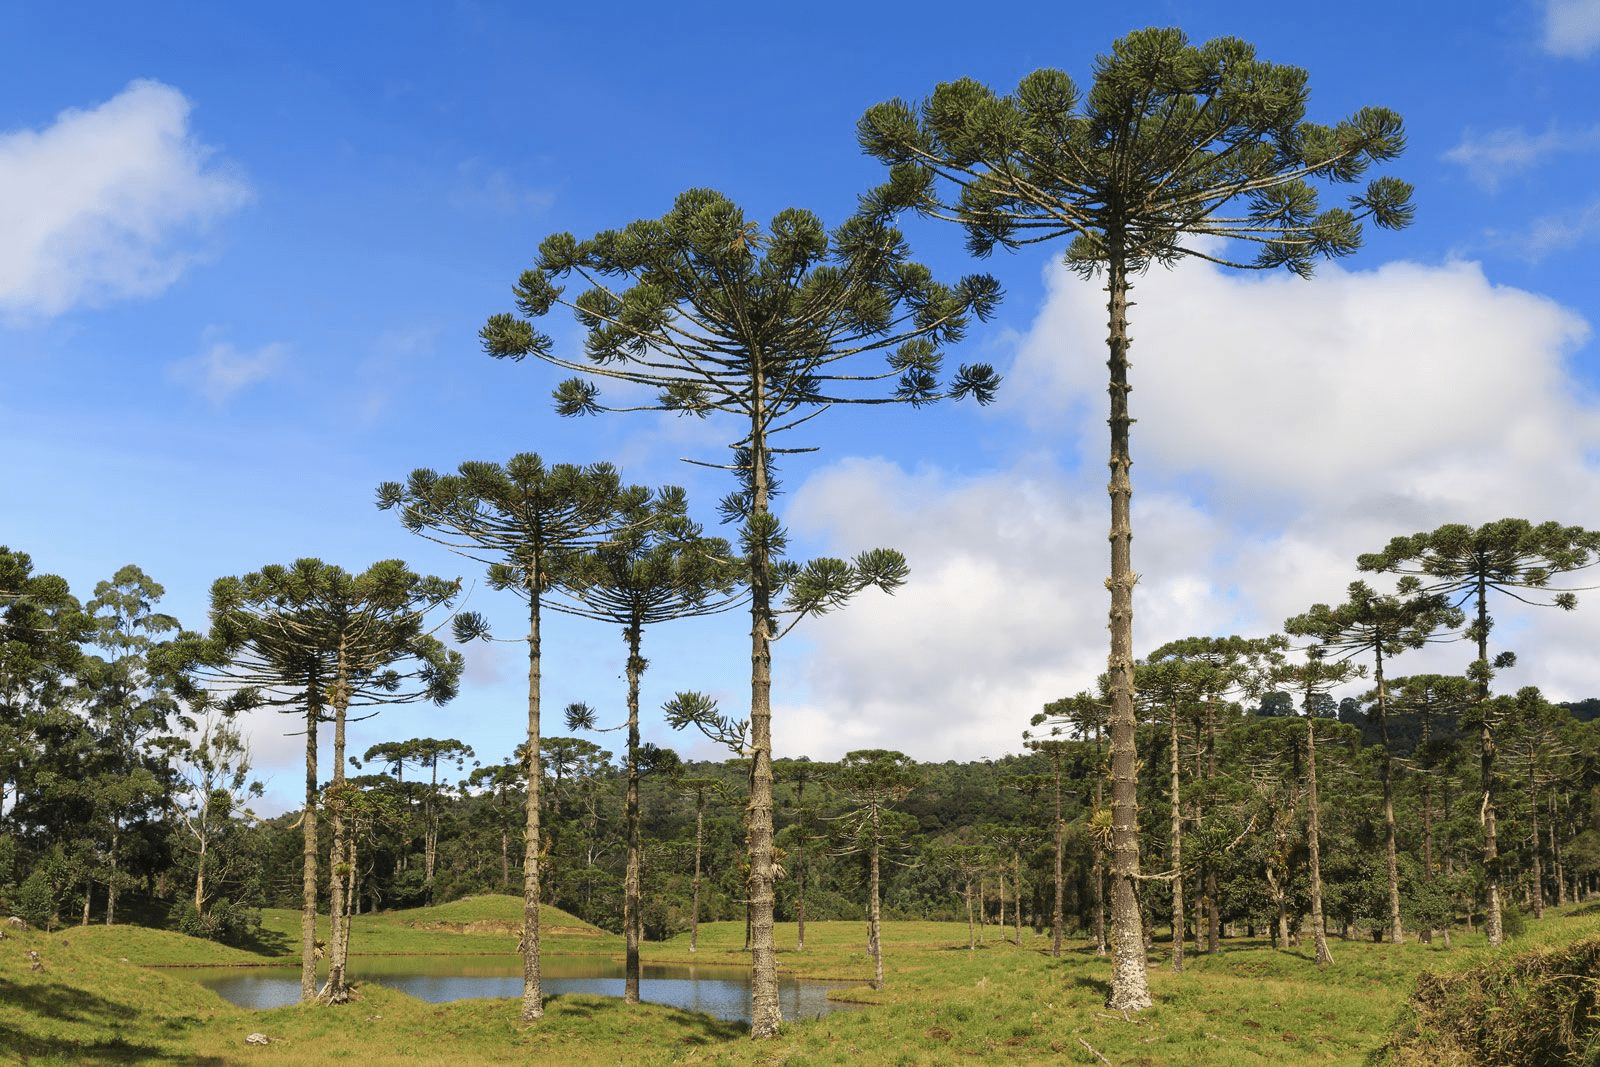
<box><xmin>187</xmin><ymin>955</ymin><xmax>862</xmax><ymax>1024</ymax></box>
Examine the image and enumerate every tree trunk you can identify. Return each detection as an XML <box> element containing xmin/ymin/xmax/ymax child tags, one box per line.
<box><xmin>1051</xmin><ymin>749</ymin><xmax>1065</xmax><ymax>957</ymax></box>
<box><xmin>1528</xmin><ymin>760</ymin><xmax>1544</xmax><ymax>920</ymax></box>
<box><xmin>323</xmin><ymin>653</ymin><xmax>352</xmax><ymax>1003</ymax></box>
<box><xmin>1374</xmin><ymin>651</ymin><xmax>1404</xmax><ymax>944</ymax></box>
<box><xmin>301</xmin><ymin>708</ymin><xmax>319</xmax><ymax>1003</ymax></box>
<box><xmin>1305</xmin><ymin>710</ymin><xmax>1333</xmax><ymax>967</ymax></box>
<box><xmin>1103</xmin><ymin>243</ymin><xmax>1152</xmax><ymax>1013</ymax></box>
<box><xmin>746</xmin><ymin>402</ymin><xmax>782</xmax><ymax>1038</ymax></box>
<box><xmin>868</xmin><ymin>807</ymin><xmax>883</xmax><ymax>990</ymax></box>
<box><xmin>690</xmin><ymin>799</ymin><xmax>704</xmax><ymax>953</ymax></box>
<box><xmin>520</xmin><ymin>586</ymin><xmax>545</xmax><ymax>1022</ymax></box>
<box><xmin>1169</xmin><ymin>704</ymin><xmax>1184</xmax><ymax>973</ymax></box>
<box><xmin>106</xmin><ymin>841</ymin><xmax>120</xmax><ymax>926</ymax></box>
<box><xmin>1475</xmin><ymin>578</ymin><xmax>1503</xmax><ymax>946</ymax></box>
<box><xmin>1013</xmin><ymin>849</ymin><xmax>1024</xmax><ymax>945</ymax></box>
<box><xmin>624</xmin><ymin>624</ymin><xmax>644</xmax><ymax>1005</ymax></box>
<box><xmin>965</xmin><ymin>876</ymin><xmax>976</xmax><ymax>950</ymax></box>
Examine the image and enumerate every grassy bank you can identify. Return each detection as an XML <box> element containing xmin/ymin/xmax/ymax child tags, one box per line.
<box><xmin>6</xmin><ymin>897</ymin><xmax>1600</xmax><ymax>1065</ymax></box>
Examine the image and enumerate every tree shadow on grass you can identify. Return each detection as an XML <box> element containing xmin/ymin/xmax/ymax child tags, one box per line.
<box><xmin>1068</xmin><ymin>974</ymin><xmax>1112</xmax><ymax>1000</ymax></box>
<box><xmin>543</xmin><ymin>992</ymin><xmax>746</xmax><ymax>1046</ymax></box>
<box><xmin>0</xmin><ymin>978</ymin><xmax>228</xmax><ymax>1064</ymax></box>
<box><xmin>236</xmin><ymin>924</ymin><xmax>294</xmax><ymax>958</ymax></box>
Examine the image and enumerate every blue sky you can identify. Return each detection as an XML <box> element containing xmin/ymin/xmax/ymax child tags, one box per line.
<box><xmin>4</xmin><ymin>1</ymin><xmax>1599</xmax><ymax>813</ymax></box>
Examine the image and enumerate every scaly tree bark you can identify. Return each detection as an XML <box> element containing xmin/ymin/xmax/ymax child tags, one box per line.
<box><xmin>483</xmin><ymin>191</ymin><xmax>998</xmax><ymax>1037</ymax></box>
<box><xmin>863</xmin><ymin>27</ymin><xmax>1410</xmax><ymax>1012</ymax></box>
<box><xmin>1359</xmin><ymin>519</ymin><xmax>1600</xmax><ymax>945</ymax></box>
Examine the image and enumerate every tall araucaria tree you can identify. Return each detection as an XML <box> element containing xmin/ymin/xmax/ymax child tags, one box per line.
<box><xmin>1358</xmin><ymin>519</ymin><xmax>1600</xmax><ymax>945</ymax></box>
<box><xmin>556</xmin><ymin>488</ymin><xmax>743</xmax><ymax>1003</ymax></box>
<box><xmin>196</xmin><ymin>558</ymin><xmax>463</xmax><ymax>1003</ymax></box>
<box><xmin>1285</xmin><ymin>580</ymin><xmax>1461</xmax><ymax>945</ymax></box>
<box><xmin>860</xmin><ymin>27</ymin><xmax>1411</xmax><ymax>1011</ymax></box>
<box><xmin>480</xmin><ymin>188</ymin><xmax>1000</xmax><ymax>1037</ymax></box>
<box><xmin>377</xmin><ymin>455</ymin><xmax>645</xmax><ymax>1022</ymax></box>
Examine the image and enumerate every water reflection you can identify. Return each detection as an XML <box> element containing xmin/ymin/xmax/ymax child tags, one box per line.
<box><xmin>191</xmin><ymin>956</ymin><xmax>858</xmax><ymax>1024</ymax></box>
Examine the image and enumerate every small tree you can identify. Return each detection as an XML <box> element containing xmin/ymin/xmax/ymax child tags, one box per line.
<box><xmin>482</xmin><ymin>188</ymin><xmax>999</xmax><ymax>1039</ymax></box>
<box><xmin>831</xmin><ymin>749</ymin><xmax>921</xmax><ymax>990</ymax></box>
<box><xmin>358</xmin><ymin>737</ymin><xmax>475</xmax><ymax>905</ymax></box>
<box><xmin>1271</xmin><ymin>646</ymin><xmax>1360</xmax><ymax>967</ymax></box>
<box><xmin>1358</xmin><ymin>519</ymin><xmax>1600</xmax><ymax>944</ymax></box>
<box><xmin>862</xmin><ymin>28</ymin><xmax>1411</xmax><ymax>1011</ymax></box>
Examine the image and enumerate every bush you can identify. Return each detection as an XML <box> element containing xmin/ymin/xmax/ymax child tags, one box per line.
<box><xmin>171</xmin><ymin>897</ymin><xmax>261</xmax><ymax>945</ymax></box>
<box><xmin>1382</xmin><ymin>934</ymin><xmax>1600</xmax><ymax>1065</ymax></box>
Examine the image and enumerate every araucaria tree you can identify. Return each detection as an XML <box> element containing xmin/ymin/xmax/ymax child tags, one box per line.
<box><xmin>1285</xmin><ymin>580</ymin><xmax>1461</xmax><ymax>945</ymax></box>
<box><xmin>1358</xmin><ymin>519</ymin><xmax>1600</xmax><ymax>945</ymax></box>
<box><xmin>480</xmin><ymin>189</ymin><xmax>1000</xmax><ymax>1037</ymax></box>
<box><xmin>859</xmin><ymin>27</ymin><xmax>1412</xmax><ymax>1010</ymax></box>
<box><xmin>831</xmin><ymin>749</ymin><xmax>920</xmax><ymax>991</ymax></box>
<box><xmin>378</xmin><ymin>455</ymin><xmax>644</xmax><ymax>1022</ymax></box>
<box><xmin>556</xmin><ymin>488</ymin><xmax>742</xmax><ymax>1004</ymax></box>
<box><xmin>200</xmin><ymin>559</ymin><xmax>463</xmax><ymax>1003</ymax></box>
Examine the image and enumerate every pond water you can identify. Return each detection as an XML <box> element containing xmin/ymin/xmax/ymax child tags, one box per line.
<box><xmin>187</xmin><ymin>955</ymin><xmax>861</xmax><ymax>1024</ymax></box>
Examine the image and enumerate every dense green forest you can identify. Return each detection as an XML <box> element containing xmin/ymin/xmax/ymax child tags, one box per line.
<box><xmin>7</xmin><ymin>535</ymin><xmax>1600</xmax><ymax>969</ymax></box>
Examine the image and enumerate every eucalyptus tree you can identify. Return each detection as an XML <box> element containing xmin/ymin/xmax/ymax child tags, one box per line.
<box><xmin>481</xmin><ymin>187</ymin><xmax>999</xmax><ymax>1039</ymax></box>
<box><xmin>1286</xmin><ymin>580</ymin><xmax>1460</xmax><ymax>944</ymax></box>
<box><xmin>359</xmin><ymin>737</ymin><xmax>475</xmax><ymax>904</ymax></box>
<box><xmin>170</xmin><ymin>701</ymin><xmax>262</xmax><ymax>923</ymax></box>
<box><xmin>378</xmin><ymin>455</ymin><xmax>643</xmax><ymax>1022</ymax></box>
<box><xmin>861</xmin><ymin>27</ymin><xmax>1411</xmax><ymax>1012</ymax></box>
<box><xmin>832</xmin><ymin>749</ymin><xmax>921</xmax><ymax>990</ymax></box>
<box><xmin>1271</xmin><ymin>645</ymin><xmax>1361</xmax><ymax>967</ymax></box>
<box><xmin>1359</xmin><ymin>519</ymin><xmax>1600</xmax><ymax>945</ymax></box>
<box><xmin>553</xmin><ymin>489</ymin><xmax>743</xmax><ymax>1003</ymax></box>
<box><xmin>200</xmin><ymin>558</ymin><xmax>463</xmax><ymax>1002</ymax></box>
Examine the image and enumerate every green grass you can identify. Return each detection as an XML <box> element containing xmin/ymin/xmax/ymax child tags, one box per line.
<box><xmin>7</xmin><ymin>900</ymin><xmax>1600</xmax><ymax>1065</ymax></box>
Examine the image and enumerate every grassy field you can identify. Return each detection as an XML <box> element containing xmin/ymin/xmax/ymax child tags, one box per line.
<box><xmin>4</xmin><ymin>897</ymin><xmax>1600</xmax><ymax>1065</ymax></box>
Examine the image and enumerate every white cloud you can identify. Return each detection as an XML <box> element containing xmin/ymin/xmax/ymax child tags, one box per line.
<box><xmin>0</xmin><ymin>80</ymin><xmax>251</xmax><ymax>320</ymax></box>
<box><xmin>772</xmin><ymin>255</ymin><xmax>1600</xmax><ymax>762</ymax></box>
<box><xmin>1545</xmin><ymin>0</ymin><xmax>1600</xmax><ymax>57</ymax></box>
<box><xmin>1443</xmin><ymin>123</ymin><xmax>1600</xmax><ymax>190</ymax></box>
<box><xmin>169</xmin><ymin>339</ymin><xmax>287</xmax><ymax>404</ymax></box>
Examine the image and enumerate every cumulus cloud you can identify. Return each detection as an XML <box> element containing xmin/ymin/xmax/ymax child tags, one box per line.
<box><xmin>0</xmin><ymin>80</ymin><xmax>250</xmax><ymax>320</ymax></box>
<box><xmin>168</xmin><ymin>339</ymin><xmax>287</xmax><ymax>404</ymax></box>
<box><xmin>1444</xmin><ymin>123</ymin><xmax>1600</xmax><ymax>190</ymax></box>
<box><xmin>774</xmin><ymin>256</ymin><xmax>1600</xmax><ymax>762</ymax></box>
<box><xmin>1545</xmin><ymin>0</ymin><xmax>1600</xmax><ymax>57</ymax></box>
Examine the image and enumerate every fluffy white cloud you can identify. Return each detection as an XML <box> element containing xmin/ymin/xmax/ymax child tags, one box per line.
<box><xmin>774</xmin><ymin>255</ymin><xmax>1600</xmax><ymax>761</ymax></box>
<box><xmin>0</xmin><ymin>80</ymin><xmax>250</xmax><ymax>319</ymax></box>
<box><xmin>1545</xmin><ymin>0</ymin><xmax>1600</xmax><ymax>57</ymax></box>
<box><xmin>168</xmin><ymin>339</ymin><xmax>287</xmax><ymax>404</ymax></box>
